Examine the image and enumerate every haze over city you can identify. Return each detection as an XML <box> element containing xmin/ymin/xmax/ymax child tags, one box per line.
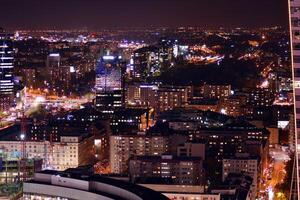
<box><xmin>0</xmin><ymin>0</ymin><xmax>289</xmax><ymax>29</ymax></box>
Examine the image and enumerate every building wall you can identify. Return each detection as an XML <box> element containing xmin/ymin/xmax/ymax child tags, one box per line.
<box><xmin>110</xmin><ymin>134</ymin><xmax>169</xmax><ymax>174</ymax></box>
<box><xmin>0</xmin><ymin>135</ymin><xmax>94</xmax><ymax>171</ymax></box>
<box><xmin>289</xmin><ymin>0</ymin><xmax>300</xmax><ymax>198</ymax></box>
<box><xmin>130</xmin><ymin>156</ymin><xmax>205</xmax><ymax>185</ymax></box>
<box><xmin>203</xmin><ymin>84</ymin><xmax>231</xmax><ymax>99</ymax></box>
<box><xmin>222</xmin><ymin>157</ymin><xmax>259</xmax><ymax>199</ymax></box>
<box><xmin>23</xmin><ymin>182</ymin><xmax>113</xmax><ymax>200</ymax></box>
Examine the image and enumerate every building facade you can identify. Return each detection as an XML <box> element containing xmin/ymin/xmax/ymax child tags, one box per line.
<box><xmin>289</xmin><ymin>0</ymin><xmax>300</xmax><ymax>198</ymax></box>
<box><xmin>0</xmin><ymin>29</ymin><xmax>14</xmax><ymax>112</ymax></box>
<box><xmin>110</xmin><ymin>133</ymin><xmax>169</xmax><ymax>174</ymax></box>
<box><xmin>95</xmin><ymin>54</ymin><xmax>125</xmax><ymax>113</ymax></box>
<box><xmin>129</xmin><ymin>155</ymin><xmax>205</xmax><ymax>185</ymax></box>
<box><xmin>0</xmin><ymin>134</ymin><xmax>94</xmax><ymax>171</ymax></box>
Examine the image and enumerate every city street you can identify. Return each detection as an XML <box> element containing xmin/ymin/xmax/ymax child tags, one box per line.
<box><xmin>261</xmin><ymin>148</ymin><xmax>289</xmax><ymax>200</ymax></box>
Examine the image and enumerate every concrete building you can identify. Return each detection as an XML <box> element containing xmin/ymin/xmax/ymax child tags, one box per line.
<box><xmin>211</xmin><ymin>173</ymin><xmax>253</xmax><ymax>200</ymax></box>
<box><xmin>0</xmin><ymin>127</ymin><xmax>95</xmax><ymax>171</ymax></box>
<box><xmin>109</xmin><ymin>133</ymin><xmax>169</xmax><ymax>174</ymax></box>
<box><xmin>247</xmin><ymin>88</ymin><xmax>275</xmax><ymax>107</ymax></box>
<box><xmin>129</xmin><ymin>155</ymin><xmax>205</xmax><ymax>185</ymax></box>
<box><xmin>126</xmin><ymin>83</ymin><xmax>158</xmax><ymax>108</ymax></box>
<box><xmin>177</xmin><ymin>141</ymin><xmax>205</xmax><ymax>160</ymax></box>
<box><xmin>222</xmin><ymin>153</ymin><xmax>260</xmax><ymax>199</ymax></box>
<box><xmin>156</xmin><ymin>86</ymin><xmax>189</xmax><ymax>113</ymax></box>
<box><xmin>19</xmin><ymin>67</ymin><xmax>37</xmax><ymax>89</ymax></box>
<box><xmin>217</xmin><ymin>96</ymin><xmax>247</xmax><ymax>117</ymax></box>
<box><xmin>203</xmin><ymin>84</ymin><xmax>231</xmax><ymax>100</ymax></box>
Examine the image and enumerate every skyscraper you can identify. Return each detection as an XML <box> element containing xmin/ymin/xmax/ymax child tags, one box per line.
<box><xmin>46</xmin><ymin>53</ymin><xmax>60</xmax><ymax>91</ymax></box>
<box><xmin>0</xmin><ymin>28</ymin><xmax>14</xmax><ymax>111</ymax></box>
<box><xmin>95</xmin><ymin>53</ymin><xmax>125</xmax><ymax>114</ymax></box>
<box><xmin>289</xmin><ymin>0</ymin><xmax>300</xmax><ymax>198</ymax></box>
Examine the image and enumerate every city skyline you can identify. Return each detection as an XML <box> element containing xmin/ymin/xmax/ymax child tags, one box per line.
<box><xmin>0</xmin><ymin>1</ymin><xmax>295</xmax><ymax>200</ymax></box>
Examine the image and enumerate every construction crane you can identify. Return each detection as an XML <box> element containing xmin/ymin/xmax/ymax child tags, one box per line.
<box><xmin>19</xmin><ymin>110</ymin><xmax>27</xmax><ymax>182</ymax></box>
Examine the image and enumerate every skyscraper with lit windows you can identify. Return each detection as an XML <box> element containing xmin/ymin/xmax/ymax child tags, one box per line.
<box><xmin>95</xmin><ymin>52</ymin><xmax>125</xmax><ymax>114</ymax></box>
<box><xmin>289</xmin><ymin>0</ymin><xmax>300</xmax><ymax>198</ymax></box>
<box><xmin>0</xmin><ymin>28</ymin><xmax>14</xmax><ymax>111</ymax></box>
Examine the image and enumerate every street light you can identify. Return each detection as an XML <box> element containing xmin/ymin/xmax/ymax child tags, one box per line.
<box><xmin>20</xmin><ymin>134</ymin><xmax>25</xmax><ymax>140</ymax></box>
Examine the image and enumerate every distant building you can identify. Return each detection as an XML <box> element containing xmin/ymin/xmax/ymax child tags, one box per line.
<box><xmin>184</xmin><ymin>99</ymin><xmax>218</xmax><ymax>112</ymax></box>
<box><xmin>222</xmin><ymin>153</ymin><xmax>261</xmax><ymax>199</ymax></box>
<box><xmin>95</xmin><ymin>53</ymin><xmax>125</xmax><ymax>114</ymax></box>
<box><xmin>156</xmin><ymin>86</ymin><xmax>189</xmax><ymax>113</ymax></box>
<box><xmin>177</xmin><ymin>141</ymin><xmax>205</xmax><ymax>160</ymax></box>
<box><xmin>247</xmin><ymin>88</ymin><xmax>275</xmax><ymax>107</ymax></box>
<box><xmin>0</xmin><ymin>29</ymin><xmax>14</xmax><ymax>112</ymax></box>
<box><xmin>0</xmin><ymin>125</ymin><xmax>95</xmax><ymax>171</ymax></box>
<box><xmin>19</xmin><ymin>67</ymin><xmax>37</xmax><ymax>89</ymax></box>
<box><xmin>109</xmin><ymin>133</ymin><xmax>170</xmax><ymax>174</ymax></box>
<box><xmin>129</xmin><ymin>155</ymin><xmax>205</xmax><ymax>185</ymax></box>
<box><xmin>126</xmin><ymin>83</ymin><xmax>158</xmax><ymax>108</ymax></box>
<box><xmin>46</xmin><ymin>53</ymin><xmax>60</xmax><ymax>89</ymax></box>
<box><xmin>203</xmin><ymin>84</ymin><xmax>231</xmax><ymax>100</ymax></box>
<box><xmin>132</xmin><ymin>46</ymin><xmax>159</xmax><ymax>79</ymax></box>
<box><xmin>217</xmin><ymin>95</ymin><xmax>247</xmax><ymax>117</ymax></box>
<box><xmin>211</xmin><ymin>173</ymin><xmax>253</xmax><ymax>200</ymax></box>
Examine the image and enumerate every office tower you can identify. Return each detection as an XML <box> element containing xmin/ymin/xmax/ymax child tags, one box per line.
<box><xmin>95</xmin><ymin>53</ymin><xmax>125</xmax><ymax>114</ymax></box>
<box><xmin>46</xmin><ymin>53</ymin><xmax>60</xmax><ymax>90</ymax></box>
<box><xmin>290</xmin><ymin>0</ymin><xmax>300</xmax><ymax>198</ymax></box>
<box><xmin>0</xmin><ymin>28</ymin><xmax>14</xmax><ymax>112</ymax></box>
<box><xmin>132</xmin><ymin>46</ymin><xmax>159</xmax><ymax>80</ymax></box>
<box><xmin>46</xmin><ymin>53</ymin><xmax>60</xmax><ymax>69</ymax></box>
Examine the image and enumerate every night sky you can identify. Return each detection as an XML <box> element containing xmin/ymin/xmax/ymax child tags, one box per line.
<box><xmin>0</xmin><ymin>0</ymin><xmax>289</xmax><ymax>29</ymax></box>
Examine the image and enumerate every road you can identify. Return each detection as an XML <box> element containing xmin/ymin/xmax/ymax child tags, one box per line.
<box><xmin>258</xmin><ymin>148</ymin><xmax>289</xmax><ymax>200</ymax></box>
<box><xmin>0</xmin><ymin>89</ymin><xmax>91</xmax><ymax>129</ymax></box>
<box><xmin>269</xmin><ymin>161</ymin><xmax>286</xmax><ymax>188</ymax></box>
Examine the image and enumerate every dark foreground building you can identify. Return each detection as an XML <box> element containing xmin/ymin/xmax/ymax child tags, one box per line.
<box><xmin>23</xmin><ymin>166</ymin><xmax>168</xmax><ymax>200</ymax></box>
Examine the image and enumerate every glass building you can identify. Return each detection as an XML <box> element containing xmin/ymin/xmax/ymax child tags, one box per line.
<box><xmin>95</xmin><ymin>54</ymin><xmax>125</xmax><ymax>113</ymax></box>
<box><xmin>0</xmin><ymin>29</ymin><xmax>14</xmax><ymax>96</ymax></box>
<box><xmin>289</xmin><ymin>0</ymin><xmax>300</xmax><ymax>198</ymax></box>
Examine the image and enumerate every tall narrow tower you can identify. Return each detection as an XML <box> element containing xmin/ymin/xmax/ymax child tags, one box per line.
<box><xmin>95</xmin><ymin>52</ymin><xmax>125</xmax><ymax>115</ymax></box>
<box><xmin>0</xmin><ymin>28</ymin><xmax>14</xmax><ymax>112</ymax></box>
<box><xmin>289</xmin><ymin>0</ymin><xmax>300</xmax><ymax>199</ymax></box>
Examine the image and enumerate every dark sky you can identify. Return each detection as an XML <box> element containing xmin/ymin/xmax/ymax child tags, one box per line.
<box><xmin>0</xmin><ymin>0</ymin><xmax>289</xmax><ymax>29</ymax></box>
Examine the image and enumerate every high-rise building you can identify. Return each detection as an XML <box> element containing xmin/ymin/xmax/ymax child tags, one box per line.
<box><xmin>0</xmin><ymin>28</ymin><xmax>14</xmax><ymax>111</ymax></box>
<box><xmin>95</xmin><ymin>53</ymin><xmax>125</xmax><ymax>114</ymax></box>
<box><xmin>46</xmin><ymin>53</ymin><xmax>60</xmax><ymax>90</ymax></box>
<box><xmin>132</xmin><ymin>46</ymin><xmax>159</xmax><ymax>80</ymax></box>
<box><xmin>289</xmin><ymin>0</ymin><xmax>300</xmax><ymax>198</ymax></box>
